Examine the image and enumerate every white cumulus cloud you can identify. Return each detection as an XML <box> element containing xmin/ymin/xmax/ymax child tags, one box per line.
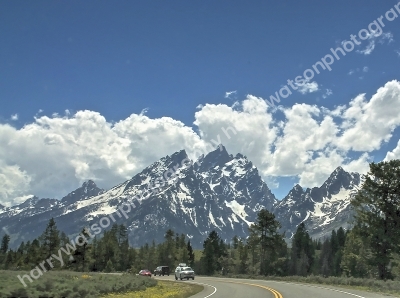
<box><xmin>1</xmin><ymin>80</ymin><xmax>400</xmax><ymax>206</ymax></box>
<box><xmin>296</xmin><ymin>80</ymin><xmax>319</xmax><ymax>94</ymax></box>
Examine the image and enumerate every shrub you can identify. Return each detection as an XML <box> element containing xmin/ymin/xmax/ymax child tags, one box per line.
<box><xmin>0</xmin><ymin>270</ymin><xmax>157</xmax><ymax>298</ymax></box>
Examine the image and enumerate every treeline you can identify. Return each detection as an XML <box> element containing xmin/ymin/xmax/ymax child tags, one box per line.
<box><xmin>0</xmin><ymin>159</ymin><xmax>399</xmax><ymax>281</ymax></box>
<box><xmin>0</xmin><ymin>221</ymin><xmax>195</xmax><ymax>274</ymax></box>
<box><xmin>194</xmin><ymin>212</ymin><xmax>351</xmax><ymax>277</ymax></box>
<box><xmin>195</xmin><ymin>159</ymin><xmax>400</xmax><ymax>281</ymax></box>
<box><xmin>197</xmin><ymin>222</ymin><xmax>348</xmax><ymax>275</ymax></box>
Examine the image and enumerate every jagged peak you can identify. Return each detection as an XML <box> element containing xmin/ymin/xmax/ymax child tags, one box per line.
<box><xmin>235</xmin><ymin>153</ymin><xmax>245</xmax><ymax>159</ymax></box>
<box><xmin>162</xmin><ymin>149</ymin><xmax>189</xmax><ymax>167</ymax></box>
<box><xmin>293</xmin><ymin>184</ymin><xmax>303</xmax><ymax>190</ymax></box>
<box><xmin>18</xmin><ymin>196</ymin><xmax>40</xmax><ymax>208</ymax></box>
<box><xmin>207</xmin><ymin>144</ymin><xmax>228</xmax><ymax>155</ymax></box>
<box><xmin>329</xmin><ymin>166</ymin><xmax>361</xmax><ymax>180</ymax></box>
<box><xmin>23</xmin><ymin>195</ymin><xmax>39</xmax><ymax>203</ymax></box>
<box><xmin>286</xmin><ymin>184</ymin><xmax>304</xmax><ymax>196</ymax></box>
<box><xmin>195</xmin><ymin>144</ymin><xmax>233</xmax><ymax>172</ymax></box>
<box><xmin>171</xmin><ymin>149</ymin><xmax>188</xmax><ymax>159</ymax></box>
<box><xmin>82</xmin><ymin>180</ymin><xmax>97</xmax><ymax>188</ymax></box>
<box><xmin>325</xmin><ymin>166</ymin><xmax>352</xmax><ymax>183</ymax></box>
<box><xmin>61</xmin><ymin>180</ymin><xmax>103</xmax><ymax>204</ymax></box>
<box><xmin>333</xmin><ymin>166</ymin><xmax>345</xmax><ymax>174</ymax></box>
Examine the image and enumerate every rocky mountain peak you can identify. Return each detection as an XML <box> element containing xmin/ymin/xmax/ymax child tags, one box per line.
<box><xmin>195</xmin><ymin>144</ymin><xmax>233</xmax><ymax>172</ymax></box>
<box><xmin>82</xmin><ymin>180</ymin><xmax>97</xmax><ymax>189</ymax></box>
<box><xmin>19</xmin><ymin>196</ymin><xmax>40</xmax><ymax>208</ymax></box>
<box><xmin>0</xmin><ymin>144</ymin><xmax>364</xmax><ymax>250</ymax></box>
<box><xmin>292</xmin><ymin>184</ymin><xmax>304</xmax><ymax>195</ymax></box>
<box><xmin>169</xmin><ymin>149</ymin><xmax>189</xmax><ymax>165</ymax></box>
<box><xmin>273</xmin><ymin>165</ymin><xmax>362</xmax><ymax>241</ymax></box>
<box><xmin>321</xmin><ymin>167</ymin><xmax>360</xmax><ymax>196</ymax></box>
<box><xmin>61</xmin><ymin>180</ymin><xmax>104</xmax><ymax>205</ymax></box>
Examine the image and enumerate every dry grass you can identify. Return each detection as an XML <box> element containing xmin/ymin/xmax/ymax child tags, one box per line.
<box><xmin>0</xmin><ymin>270</ymin><xmax>157</xmax><ymax>298</ymax></box>
<box><xmin>102</xmin><ymin>280</ymin><xmax>203</xmax><ymax>298</ymax></box>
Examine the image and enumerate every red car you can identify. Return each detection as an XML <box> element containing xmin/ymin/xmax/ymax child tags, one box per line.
<box><xmin>138</xmin><ymin>269</ymin><xmax>152</xmax><ymax>277</ymax></box>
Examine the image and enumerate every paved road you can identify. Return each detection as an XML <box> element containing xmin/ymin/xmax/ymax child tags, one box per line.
<box><xmin>155</xmin><ymin>276</ymin><xmax>393</xmax><ymax>298</ymax></box>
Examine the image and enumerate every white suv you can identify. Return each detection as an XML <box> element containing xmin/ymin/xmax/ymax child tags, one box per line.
<box><xmin>175</xmin><ymin>265</ymin><xmax>195</xmax><ymax>280</ymax></box>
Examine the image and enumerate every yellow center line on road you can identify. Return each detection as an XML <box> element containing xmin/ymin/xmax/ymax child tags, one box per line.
<box><xmin>202</xmin><ymin>279</ymin><xmax>283</xmax><ymax>298</ymax></box>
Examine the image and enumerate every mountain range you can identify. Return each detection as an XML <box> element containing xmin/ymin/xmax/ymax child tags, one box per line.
<box><xmin>0</xmin><ymin>145</ymin><xmax>361</xmax><ymax>249</ymax></box>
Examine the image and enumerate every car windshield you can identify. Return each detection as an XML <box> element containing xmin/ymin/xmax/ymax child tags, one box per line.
<box><xmin>183</xmin><ymin>267</ymin><xmax>192</xmax><ymax>271</ymax></box>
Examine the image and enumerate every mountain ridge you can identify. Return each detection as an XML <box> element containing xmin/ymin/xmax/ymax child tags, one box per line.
<box><xmin>0</xmin><ymin>145</ymin><xmax>361</xmax><ymax>249</ymax></box>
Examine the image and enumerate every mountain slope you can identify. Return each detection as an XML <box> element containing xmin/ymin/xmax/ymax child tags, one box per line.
<box><xmin>1</xmin><ymin>146</ymin><xmax>361</xmax><ymax>249</ymax></box>
<box><xmin>273</xmin><ymin>166</ymin><xmax>361</xmax><ymax>240</ymax></box>
<box><xmin>1</xmin><ymin>146</ymin><xmax>277</xmax><ymax>249</ymax></box>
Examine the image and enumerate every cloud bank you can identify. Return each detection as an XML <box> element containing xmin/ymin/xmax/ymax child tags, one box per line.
<box><xmin>1</xmin><ymin>80</ymin><xmax>400</xmax><ymax>206</ymax></box>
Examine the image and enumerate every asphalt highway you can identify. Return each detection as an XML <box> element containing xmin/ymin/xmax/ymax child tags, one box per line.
<box><xmin>155</xmin><ymin>275</ymin><xmax>392</xmax><ymax>298</ymax></box>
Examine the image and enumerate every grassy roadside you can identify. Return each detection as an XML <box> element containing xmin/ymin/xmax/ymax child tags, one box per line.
<box><xmin>0</xmin><ymin>270</ymin><xmax>157</xmax><ymax>297</ymax></box>
<box><xmin>211</xmin><ymin>274</ymin><xmax>400</xmax><ymax>297</ymax></box>
<box><xmin>102</xmin><ymin>280</ymin><xmax>203</xmax><ymax>298</ymax></box>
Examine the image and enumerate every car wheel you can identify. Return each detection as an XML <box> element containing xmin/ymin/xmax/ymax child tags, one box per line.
<box><xmin>180</xmin><ymin>274</ymin><xmax>183</xmax><ymax>280</ymax></box>
<box><xmin>192</xmin><ymin>277</ymin><xmax>195</xmax><ymax>280</ymax></box>
<box><xmin>175</xmin><ymin>275</ymin><xmax>178</xmax><ymax>280</ymax></box>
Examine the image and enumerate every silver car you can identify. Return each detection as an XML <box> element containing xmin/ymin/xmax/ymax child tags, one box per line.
<box><xmin>175</xmin><ymin>266</ymin><xmax>195</xmax><ymax>280</ymax></box>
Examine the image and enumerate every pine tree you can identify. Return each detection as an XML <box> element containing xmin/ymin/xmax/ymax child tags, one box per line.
<box><xmin>179</xmin><ymin>243</ymin><xmax>189</xmax><ymax>265</ymax></box>
<box><xmin>156</xmin><ymin>242</ymin><xmax>165</xmax><ymax>268</ymax></box>
<box><xmin>40</xmin><ymin>218</ymin><xmax>61</xmax><ymax>267</ymax></box>
<box><xmin>173</xmin><ymin>233</ymin><xmax>181</xmax><ymax>250</ymax></box>
<box><xmin>26</xmin><ymin>239</ymin><xmax>41</xmax><ymax>267</ymax></box>
<box><xmin>118</xmin><ymin>224</ymin><xmax>130</xmax><ymax>271</ymax></box>
<box><xmin>319</xmin><ymin>238</ymin><xmax>332</xmax><ymax>277</ymax></box>
<box><xmin>289</xmin><ymin>222</ymin><xmax>314</xmax><ymax>276</ymax></box>
<box><xmin>247</xmin><ymin>209</ymin><xmax>284</xmax><ymax>275</ymax></box>
<box><xmin>330</xmin><ymin>229</ymin><xmax>341</xmax><ymax>276</ymax></box>
<box><xmin>232</xmin><ymin>235</ymin><xmax>239</xmax><ymax>249</ymax></box>
<box><xmin>187</xmin><ymin>240</ymin><xmax>195</xmax><ymax>267</ymax></box>
<box><xmin>71</xmin><ymin>228</ymin><xmax>91</xmax><ymax>272</ymax></box>
<box><xmin>237</xmin><ymin>239</ymin><xmax>248</xmax><ymax>274</ymax></box>
<box><xmin>202</xmin><ymin>238</ymin><xmax>216</xmax><ymax>275</ymax></box>
<box><xmin>99</xmin><ymin>227</ymin><xmax>120</xmax><ymax>271</ymax></box>
<box><xmin>1</xmin><ymin>234</ymin><xmax>10</xmax><ymax>254</ymax></box>
<box><xmin>127</xmin><ymin>247</ymin><xmax>137</xmax><ymax>272</ymax></box>
<box><xmin>179</xmin><ymin>234</ymin><xmax>186</xmax><ymax>247</ymax></box>
<box><xmin>288</xmin><ymin>238</ymin><xmax>298</xmax><ymax>275</ymax></box>
<box><xmin>351</xmin><ymin>160</ymin><xmax>400</xmax><ymax>280</ymax></box>
<box><xmin>164</xmin><ymin>229</ymin><xmax>176</xmax><ymax>268</ymax></box>
<box><xmin>337</xmin><ymin>227</ymin><xmax>346</xmax><ymax>247</ymax></box>
<box><xmin>104</xmin><ymin>259</ymin><xmax>115</xmax><ymax>272</ymax></box>
<box><xmin>89</xmin><ymin>236</ymin><xmax>99</xmax><ymax>272</ymax></box>
<box><xmin>246</xmin><ymin>227</ymin><xmax>260</xmax><ymax>272</ymax></box>
<box><xmin>341</xmin><ymin>227</ymin><xmax>371</xmax><ymax>278</ymax></box>
<box><xmin>200</xmin><ymin>230</ymin><xmax>225</xmax><ymax>275</ymax></box>
<box><xmin>148</xmin><ymin>240</ymin><xmax>157</xmax><ymax>271</ymax></box>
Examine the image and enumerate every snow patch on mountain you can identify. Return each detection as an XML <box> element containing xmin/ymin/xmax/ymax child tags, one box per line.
<box><xmin>1</xmin><ymin>146</ymin><xmax>362</xmax><ymax>249</ymax></box>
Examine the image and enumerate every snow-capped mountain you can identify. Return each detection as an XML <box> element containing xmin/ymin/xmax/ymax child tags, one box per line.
<box><xmin>0</xmin><ymin>145</ymin><xmax>361</xmax><ymax>249</ymax></box>
<box><xmin>0</xmin><ymin>180</ymin><xmax>105</xmax><ymax>248</ymax></box>
<box><xmin>1</xmin><ymin>145</ymin><xmax>277</xmax><ymax>248</ymax></box>
<box><xmin>273</xmin><ymin>166</ymin><xmax>361</xmax><ymax>240</ymax></box>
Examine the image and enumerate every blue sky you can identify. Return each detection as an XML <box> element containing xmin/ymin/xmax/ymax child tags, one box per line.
<box><xmin>1</xmin><ymin>1</ymin><xmax>400</xmax><ymax>205</ymax></box>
